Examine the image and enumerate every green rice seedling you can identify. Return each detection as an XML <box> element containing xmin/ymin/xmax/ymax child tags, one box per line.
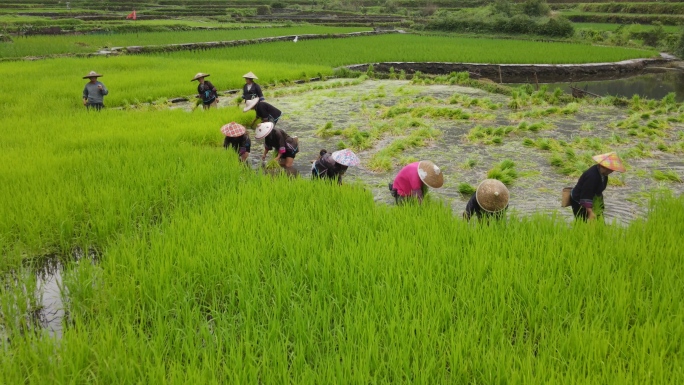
<box><xmin>460</xmin><ymin>158</ymin><xmax>478</xmax><ymax>169</ymax></box>
<box><xmin>457</xmin><ymin>182</ymin><xmax>477</xmax><ymax>195</ymax></box>
<box><xmin>652</xmin><ymin>169</ymin><xmax>682</xmax><ymax>183</ymax></box>
<box><xmin>399</xmin><ymin>156</ymin><xmax>419</xmax><ymax>166</ymax></box>
<box><xmin>367</xmin><ymin>154</ymin><xmax>393</xmax><ymax>171</ymax></box>
<box><xmin>580</xmin><ymin>123</ymin><xmax>595</xmax><ymax>131</ymax></box>
<box><xmin>336</xmin><ymin>141</ymin><xmax>348</xmax><ymax>150</ymax></box>
<box><xmin>522</xmin><ymin>138</ymin><xmax>535</xmax><ymax>147</ymax></box>
<box><xmin>487</xmin><ymin>160</ymin><xmax>517</xmax><ymax>186</ymax></box>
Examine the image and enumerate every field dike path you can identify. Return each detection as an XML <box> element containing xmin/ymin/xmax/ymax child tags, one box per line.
<box><xmin>344</xmin><ymin>53</ymin><xmax>678</xmax><ymax>83</ymax></box>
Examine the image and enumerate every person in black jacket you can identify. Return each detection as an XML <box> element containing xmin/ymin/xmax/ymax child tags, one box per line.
<box><xmin>570</xmin><ymin>152</ymin><xmax>626</xmax><ymax>221</ymax></box>
<box><xmin>191</xmin><ymin>72</ymin><xmax>218</xmax><ymax>109</ymax></box>
<box><xmin>242</xmin><ymin>72</ymin><xmax>264</xmax><ymax>102</ymax></box>
<box><xmin>243</xmin><ymin>98</ymin><xmax>282</xmax><ymax>128</ymax></box>
<box><xmin>220</xmin><ymin>122</ymin><xmax>251</xmax><ymax>162</ymax></box>
<box><xmin>312</xmin><ymin>149</ymin><xmax>360</xmax><ymax>185</ymax></box>
<box><xmin>254</xmin><ymin>122</ymin><xmax>298</xmax><ymax>169</ymax></box>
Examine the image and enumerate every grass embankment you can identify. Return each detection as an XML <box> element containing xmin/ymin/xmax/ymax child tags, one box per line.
<box><xmin>152</xmin><ymin>33</ymin><xmax>658</xmax><ymax>65</ymax></box>
<box><xmin>573</xmin><ymin>22</ymin><xmax>681</xmax><ymax>33</ymax></box>
<box><xmin>0</xmin><ymin>26</ymin><xmax>371</xmax><ymax>58</ymax></box>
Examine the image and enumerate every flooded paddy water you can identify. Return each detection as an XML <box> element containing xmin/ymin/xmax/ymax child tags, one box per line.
<box><xmin>171</xmin><ymin>77</ymin><xmax>684</xmax><ymax>226</ymax></box>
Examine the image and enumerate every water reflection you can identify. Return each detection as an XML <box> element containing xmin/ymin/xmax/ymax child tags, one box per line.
<box><xmin>512</xmin><ymin>70</ymin><xmax>684</xmax><ymax>102</ymax></box>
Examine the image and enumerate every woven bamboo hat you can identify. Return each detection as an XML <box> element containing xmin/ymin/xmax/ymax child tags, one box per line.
<box><xmin>82</xmin><ymin>71</ymin><xmax>102</xmax><ymax>79</ymax></box>
<box><xmin>255</xmin><ymin>122</ymin><xmax>274</xmax><ymax>139</ymax></box>
<box><xmin>191</xmin><ymin>73</ymin><xmax>209</xmax><ymax>82</ymax></box>
<box><xmin>220</xmin><ymin>122</ymin><xmax>246</xmax><ymax>138</ymax></box>
<box><xmin>592</xmin><ymin>152</ymin><xmax>626</xmax><ymax>172</ymax></box>
<box><xmin>331</xmin><ymin>149</ymin><xmax>360</xmax><ymax>167</ymax></box>
<box><xmin>417</xmin><ymin>161</ymin><xmax>444</xmax><ymax>188</ymax></box>
<box><xmin>475</xmin><ymin>179</ymin><xmax>509</xmax><ymax>213</ymax></box>
<box><xmin>243</xmin><ymin>98</ymin><xmax>259</xmax><ymax>112</ymax></box>
<box><xmin>242</xmin><ymin>71</ymin><xmax>258</xmax><ymax>79</ymax></box>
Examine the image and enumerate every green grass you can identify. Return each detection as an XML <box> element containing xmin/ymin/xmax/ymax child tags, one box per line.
<box><xmin>486</xmin><ymin>160</ymin><xmax>518</xmax><ymax>186</ymax></box>
<box><xmin>652</xmin><ymin>169</ymin><xmax>682</xmax><ymax>183</ymax></box>
<box><xmin>0</xmin><ymin>26</ymin><xmax>372</xmax><ymax>58</ymax></box>
<box><xmin>573</xmin><ymin>22</ymin><xmax>681</xmax><ymax>33</ymax></box>
<box><xmin>151</xmin><ymin>34</ymin><xmax>659</xmax><ymax>65</ymax></box>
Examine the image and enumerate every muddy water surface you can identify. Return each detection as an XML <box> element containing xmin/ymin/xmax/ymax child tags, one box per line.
<box><xmin>176</xmin><ymin>79</ymin><xmax>684</xmax><ymax>224</ymax></box>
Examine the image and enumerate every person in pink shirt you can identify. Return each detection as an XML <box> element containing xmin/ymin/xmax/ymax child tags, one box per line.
<box><xmin>389</xmin><ymin>161</ymin><xmax>444</xmax><ymax>204</ymax></box>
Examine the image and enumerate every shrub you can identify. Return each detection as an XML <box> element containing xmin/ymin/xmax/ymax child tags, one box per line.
<box><xmin>256</xmin><ymin>5</ymin><xmax>271</xmax><ymax>15</ymax></box>
<box><xmin>522</xmin><ymin>0</ymin><xmax>550</xmax><ymax>17</ymax></box>
<box><xmin>675</xmin><ymin>27</ymin><xmax>684</xmax><ymax>58</ymax></box>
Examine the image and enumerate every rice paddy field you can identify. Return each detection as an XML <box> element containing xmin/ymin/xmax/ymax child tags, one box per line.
<box><xmin>1</xmin><ymin>30</ymin><xmax>683</xmax><ymax>383</ymax></box>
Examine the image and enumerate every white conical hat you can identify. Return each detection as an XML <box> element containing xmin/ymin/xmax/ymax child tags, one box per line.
<box><xmin>475</xmin><ymin>179</ymin><xmax>509</xmax><ymax>212</ymax></box>
<box><xmin>242</xmin><ymin>71</ymin><xmax>258</xmax><ymax>79</ymax></box>
<box><xmin>243</xmin><ymin>98</ymin><xmax>259</xmax><ymax>112</ymax></box>
<box><xmin>191</xmin><ymin>72</ymin><xmax>209</xmax><ymax>81</ymax></box>
<box><xmin>82</xmin><ymin>70</ymin><xmax>102</xmax><ymax>79</ymax></box>
<box><xmin>255</xmin><ymin>122</ymin><xmax>274</xmax><ymax>139</ymax></box>
<box><xmin>417</xmin><ymin>161</ymin><xmax>444</xmax><ymax>188</ymax></box>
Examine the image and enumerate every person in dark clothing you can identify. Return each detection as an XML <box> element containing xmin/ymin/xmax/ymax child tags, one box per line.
<box><xmin>312</xmin><ymin>149</ymin><xmax>360</xmax><ymax>185</ymax></box>
<box><xmin>463</xmin><ymin>179</ymin><xmax>509</xmax><ymax>221</ymax></box>
<box><xmin>82</xmin><ymin>70</ymin><xmax>108</xmax><ymax>111</ymax></box>
<box><xmin>191</xmin><ymin>72</ymin><xmax>218</xmax><ymax>109</ymax></box>
<box><xmin>255</xmin><ymin>122</ymin><xmax>298</xmax><ymax>169</ymax></box>
<box><xmin>220</xmin><ymin>122</ymin><xmax>251</xmax><ymax>162</ymax></box>
<box><xmin>570</xmin><ymin>152</ymin><xmax>625</xmax><ymax>221</ymax></box>
<box><xmin>243</xmin><ymin>98</ymin><xmax>281</xmax><ymax>128</ymax></box>
<box><xmin>242</xmin><ymin>71</ymin><xmax>264</xmax><ymax>102</ymax></box>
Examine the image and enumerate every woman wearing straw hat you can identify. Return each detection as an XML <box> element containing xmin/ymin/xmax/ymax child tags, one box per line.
<box><xmin>255</xmin><ymin>122</ymin><xmax>299</xmax><ymax>169</ymax></box>
<box><xmin>389</xmin><ymin>161</ymin><xmax>444</xmax><ymax>204</ymax></box>
<box><xmin>242</xmin><ymin>72</ymin><xmax>264</xmax><ymax>102</ymax></box>
<box><xmin>312</xmin><ymin>148</ymin><xmax>360</xmax><ymax>185</ymax></box>
<box><xmin>463</xmin><ymin>179</ymin><xmax>509</xmax><ymax>221</ymax></box>
<box><xmin>570</xmin><ymin>152</ymin><xmax>626</xmax><ymax>221</ymax></box>
<box><xmin>221</xmin><ymin>122</ymin><xmax>251</xmax><ymax>162</ymax></box>
<box><xmin>191</xmin><ymin>73</ymin><xmax>218</xmax><ymax>109</ymax></box>
<box><xmin>244</xmin><ymin>98</ymin><xmax>282</xmax><ymax>128</ymax></box>
<box><xmin>82</xmin><ymin>71</ymin><xmax>108</xmax><ymax>111</ymax></box>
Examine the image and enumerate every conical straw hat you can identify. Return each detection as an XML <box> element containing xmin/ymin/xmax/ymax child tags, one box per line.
<box><xmin>242</xmin><ymin>71</ymin><xmax>258</xmax><ymax>79</ymax></box>
<box><xmin>475</xmin><ymin>179</ymin><xmax>509</xmax><ymax>213</ymax></box>
<box><xmin>417</xmin><ymin>161</ymin><xmax>444</xmax><ymax>188</ymax></box>
<box><xmin>331</xmin><ymin>149</ymin><xmax>360</xmax><ymax>167</ymax></box>
<box><xmin>82</xmin><ymin>71</ymin><xmax>102</xmax><ymax>79</ymax></box>
<box><xmin>243</xmin><ymin>98</ymin><xmax>259</xmax><ymax>112</ymax></box>
<box><xmin>220</xmin><ymin>122</ymin><xmax>246</xmax><ymax>137</ymax></box>
<box><xmin>255</xmin><ymin>122</ymin><xmax>274</xmax><ymax>139</ymax></box>
<box><xmin>592</xmin><ymin>152</ymin><xmax>626</xmax><ymax>172</ymax></box>
<box><xmin>191</xmin><ymin>72</ymin><xmax>209</xmax><ymax>81</ymax></box>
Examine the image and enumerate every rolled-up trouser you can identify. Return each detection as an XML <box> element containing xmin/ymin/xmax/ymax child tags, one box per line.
<box><xmin>86</xmin><ymin>102</ymin><xmax>104</xmax><ymax>111</ymax></box>
<box><xmin>202</xmin><ymin>99</ymin><xmax>218</xmax><ymax>109</ymax></box>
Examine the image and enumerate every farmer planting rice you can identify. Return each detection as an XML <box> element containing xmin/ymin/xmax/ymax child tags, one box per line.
<box><xmin>244</xmin><ymin>98</ymin><xmax>282</xmax><ymax>128</ymax></box>
<box><xmin>255</xmin><ymin>122</ymin><xmax>299</xmax><ymax>169</ymax></box>
<box><xmin>221</xmin><ymin>122</ymin><xmax>251</xmax><ymax>162</ymax></box>
<box><xmin>569</xmin><ymin>152</ymin><xmax>626</xmax><ymax>221</ymax></box>
<box><xmin>82</xmin><ymin>70</ymin><xmax>108</xmax><ymax>111</ymax></box>
<box><xmin>389</xmin><ymin>161</ymin><xmax>444</xmax><ymax>204</ymax></box>
<box><xmin>191</xmin><ymin>72</ymin><xmax>218</xmax><ymax>109</ymax></box>
<box><xmin>312</xmin><ymin>148</ymin><xmax>360</xmax><ymax>185</ymax></box>
<box><xmin>242</xmin><ymin>71</ymin><xmax>265</xmax><ymax>102</ymax></box>
<box><xmin>463</xmin><ymin>179</ymin><xmax>509</xmax><ymax>221</ymax></box>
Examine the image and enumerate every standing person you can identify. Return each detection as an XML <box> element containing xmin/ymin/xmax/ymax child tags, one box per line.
<box><xmin>191</xmin><ymin>73</ymin><xmax>218</xmax><ymax>109</ymax></box>
<box><xmin>82</xmin><ymin>71</ymin><xmax>108</xmax><ymax>111</ymax></box>
<box><xmin>242</xmin><ymin>71</ymin><xmax>264</xmax><ymax>102</ymax></box>
<box><xmin>388</xmin><ymin>161</ymin><xmax>444</xmax><ymax>204</ymax></box>
<box><xmin>221</xmin><ymin>122</ymin><xmax>251</xmax><ymax>162</ymax></box>
<box><xmin>570</xmin><ymin>152</ymin><xmax>625</xmax><ymax>221</ymax></box>
<box><xmin>243</xmin><ymin>98</ymin><xmax>282</xmax><ymax>128</ymax></box>
<box><xmin>255</xmin><ymin>122</ymin><xmax>299</xmax><ymax>169</ymax></box>
<box><xmin>312</xmin><ymin>148</ymin><xmax>360</xmax><ymax>185</ymax></box>
<box><xmin>463</xmin><ymin>179</ymin><xmax>509</xmax><ymax>221</ymax></box>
